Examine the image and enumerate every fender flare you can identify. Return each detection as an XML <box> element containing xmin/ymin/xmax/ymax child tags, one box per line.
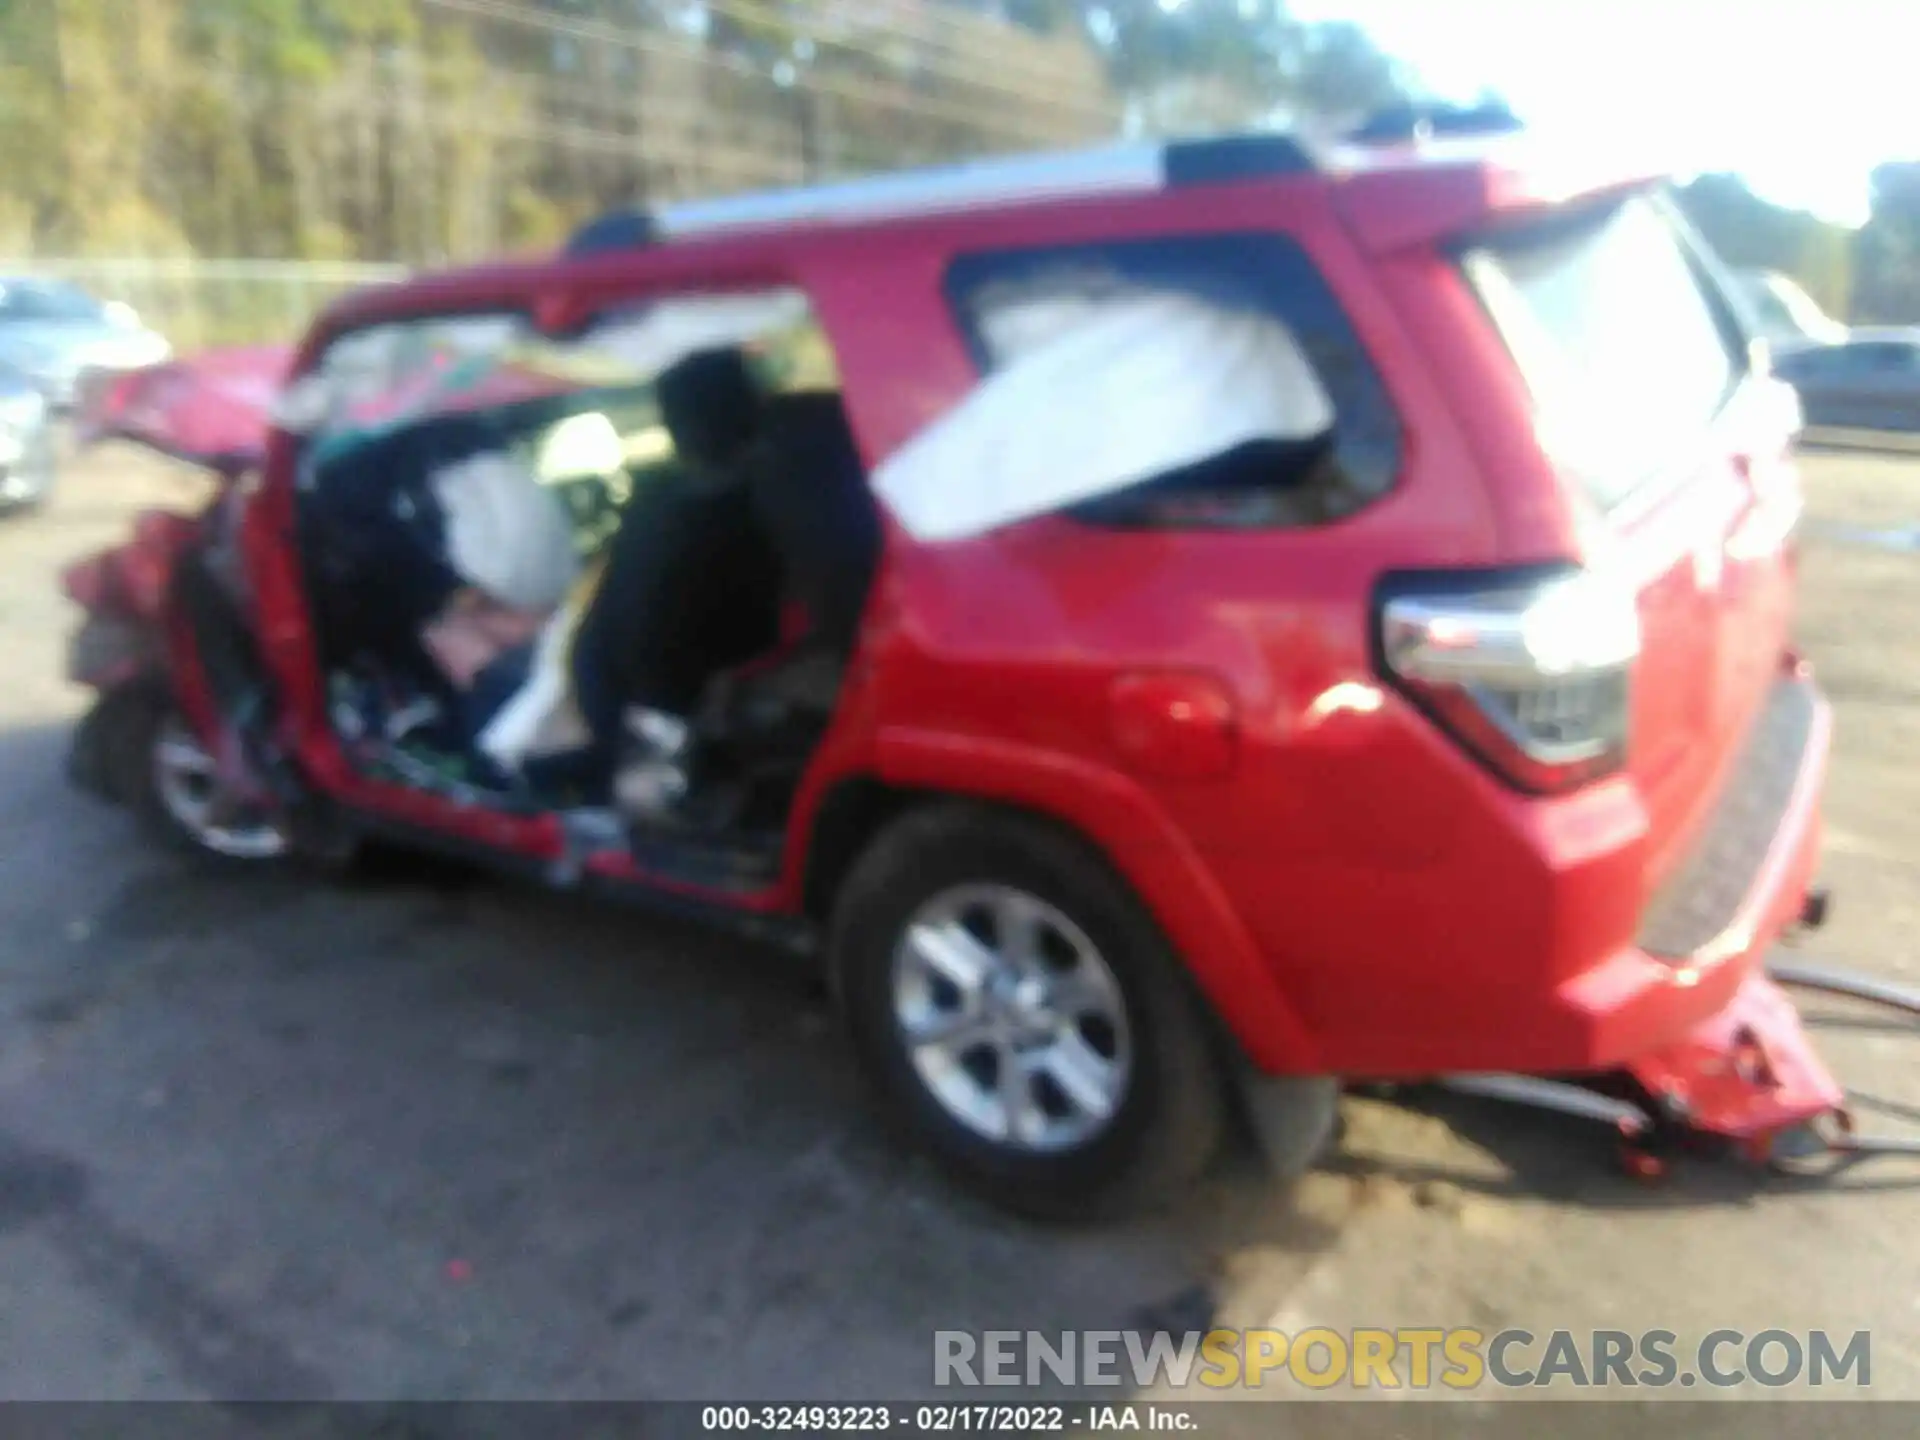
<box><xmin>870</xmin><ymin>725</ymin><xmax>1323</xmax><ymax>1074</ymax></box>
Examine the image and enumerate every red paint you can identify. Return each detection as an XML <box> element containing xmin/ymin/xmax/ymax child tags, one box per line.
<box><xmin>1107</xmin><ymin>672</ymin><xmax>1238</xmax><ymax>781</ymax></box>
<box><xmin>1624</xmin><ymin>972</ymin><xmax>1846</xmax><ymax>1144</ymax></box>
<box><xmin>61</xmin><ymin>135</ymin><xmax>1833</xmax><ymax>1090</ymax></box>
<box><xmin>74</xmin><ymin>345</ymin><xmax>293</xmax><ymax>469</ymax></box>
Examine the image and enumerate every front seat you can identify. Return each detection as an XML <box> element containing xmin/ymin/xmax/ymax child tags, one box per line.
<box><xmin>715</xmin><ymin>391</ymin><xmax>883</xmax><ymax>725</ymax></box>
<box><xmin>747</xmin><ymin>391</ymin><xmax>883</xmax><ymax>657</ymax></box>
<box><xmin>569</xmin><ymin>349</ymin><xmax>783</xmax><ymax>757</ymax></box>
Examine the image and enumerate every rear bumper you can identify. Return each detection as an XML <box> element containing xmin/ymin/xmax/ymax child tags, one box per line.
<box><xmin>1213</xmin><ymin>660</ymin><xmax>1831</xmax><ymax>1080</ymax></box>
<box><xmin>1541</xmin><ymin>666</ymin><xmax>1829</xmax><ymax>1072</ymax></box>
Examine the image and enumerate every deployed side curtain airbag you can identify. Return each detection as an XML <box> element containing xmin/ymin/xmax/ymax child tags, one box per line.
<box><xmin>872</xmin><ymin>291</ymin><xmax>1336</xmax><ymax>543</ymax></box>
<box><xmin>432</xmin><ymin>450</ymin><xmax>580</xmax><ymax>614</ymax></box>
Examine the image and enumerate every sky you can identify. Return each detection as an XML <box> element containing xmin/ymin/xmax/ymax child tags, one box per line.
<box><xmin>1292</xmin><ymin>0</ymin><xmax>1916</xmax><ymax>226</ymax></box>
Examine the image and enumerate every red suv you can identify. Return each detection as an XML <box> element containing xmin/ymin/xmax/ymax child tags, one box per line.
<box><xmin>64</xmin><ymin>113</ymin><xmax>1826</xmax><ymax>1217</ymax></box>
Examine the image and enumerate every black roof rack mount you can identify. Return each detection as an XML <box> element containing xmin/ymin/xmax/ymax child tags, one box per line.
<box><xmin>1164</xmin><ymin>133</ymin><xmax>1318</xmax><ymax>188</ymax></box>
<box><xmin>565</xmin><ymin>208</ymin><xmax>656</xmax><ymax>256</ymax></box>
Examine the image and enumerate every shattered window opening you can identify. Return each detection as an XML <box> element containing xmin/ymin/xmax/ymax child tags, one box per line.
<box><xmin>882</xmin><ymin>231</ymin><xmax>1402</xmax><ymax>540</ymax></box>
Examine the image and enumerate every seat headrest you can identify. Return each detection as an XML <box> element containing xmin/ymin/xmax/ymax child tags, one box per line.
<box><xmin>759</xmin><ymin>390</ymin><xmax>856</xmax><ymax>452</ymax></box>
<box><xmin>658</xmin><ymin>347</ymin><xmax>763</xmax><ymax>471</ymax></box>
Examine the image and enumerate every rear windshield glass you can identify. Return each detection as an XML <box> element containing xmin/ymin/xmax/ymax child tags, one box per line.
<box><xmin>1460</xmin><ymin>195</ymin><xmax>1744</xmax><ymax>512</ymax></box>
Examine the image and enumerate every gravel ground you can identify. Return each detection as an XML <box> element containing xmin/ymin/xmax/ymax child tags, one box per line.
<box><xmin>0</xmin><ymin>443</ymin><xmax>1914</xmax><ymax>1417</ymax></box>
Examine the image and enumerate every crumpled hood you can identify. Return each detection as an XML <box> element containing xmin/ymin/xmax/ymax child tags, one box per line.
<box><xmin>75</xmin><ymin>345</ymin><xmax>295</xmax><ymax>471</ymax></box>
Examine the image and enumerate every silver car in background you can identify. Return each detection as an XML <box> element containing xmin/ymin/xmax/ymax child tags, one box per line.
<box><xmin>0</xmin><ymin>276</ymin><xmax>171</xmax><ymax>409</ymax></box>
<box><xmin>1730</xmin><ymin>270</ymin><xmax>1850</xmax><ymax>355</ymax></box>
<box><xmin>0</xmin><ymin>363</ymin><xmax>56</xmax><ymax>510</ymax></box>
<box><xmin>1772</xmin><ymin>330</ymin><xmax>1920</xmax><ymax>435</ymax></box>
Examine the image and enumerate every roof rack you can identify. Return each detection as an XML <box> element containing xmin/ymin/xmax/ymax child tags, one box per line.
<box><xmin>561</xmin><ymin>132</ymin><xmax>1316</xmax><ymax>252</ymax></box>
<box><xmin>558</xmin><ymin>108</ymin><xmax>1522</xmax><ymax>253</ymax></box>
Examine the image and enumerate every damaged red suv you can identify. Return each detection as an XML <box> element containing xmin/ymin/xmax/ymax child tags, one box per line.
<box><xmin>64</xmin><ymin>110</ymin><xmax>1828</xmax><ymax>1217</ymax></box>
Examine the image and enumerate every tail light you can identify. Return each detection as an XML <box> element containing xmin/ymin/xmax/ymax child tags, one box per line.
<box><xmin>1378</xmin><ymin>567</ymin><xmax>1639</xmax><ymax>793</ymax></box>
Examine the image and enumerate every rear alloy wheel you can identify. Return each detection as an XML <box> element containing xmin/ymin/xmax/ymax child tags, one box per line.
<box><xmin>833</xmin><ymin>805</ymin><xmax>1227</xmax><ymax>1220</ymax></box>
<box><xmin>893</xmin><ymin>884</ymin><xmax>1133</xmax><ymax>1153</ymax></box>
<box><xmin>144</xmin><ymin>712</ymin><xmax>291</xmax><ymax>862</ymax></box>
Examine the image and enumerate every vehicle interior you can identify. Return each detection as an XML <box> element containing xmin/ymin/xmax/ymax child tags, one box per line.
<box><xmin>287</xmin><ymin>261</ymin><xmax>1348</xmax><ymax>887</ymax></box>
<box><xmin>291</xmin><ymin>299</ymin><xmax>883</xmax><ymax>883</ymax></box>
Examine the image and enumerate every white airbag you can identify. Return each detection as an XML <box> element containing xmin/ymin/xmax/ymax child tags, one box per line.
<box><xmin>432</xmin><ymin>450</ymin><xmax>580</xmax><ymax>613</ymax></box>
<box><xmin>478</xmin><ymin>594</ymin><xmax>593</xmax><ymax>769</ymax></box>
<box><xmin>872</xmin><ymin>290</ymin><xmax>1336</xmax><ymax>543</ymax></box>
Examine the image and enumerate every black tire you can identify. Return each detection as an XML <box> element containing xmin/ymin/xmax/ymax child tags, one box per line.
<box><xmin>101</xmin><ymin>684</ymin><xmax>302</xmax><ymax>866</ymax></box>
<box><xmin>105</xmin><ymin>685</ymin><xmax>210</xmax><ymax>855</ymax></box>
<box><xmin>829</xmin><ymin>803</ymin><xmax>1229</xmax><ymax>1221</ymax></box>
<box><xmin>67</xmin><ymin>690</ymin><xmax>124</xmax><ymax>801</ymax></box>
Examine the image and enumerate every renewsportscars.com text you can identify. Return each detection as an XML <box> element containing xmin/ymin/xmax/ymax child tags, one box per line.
<box><xmin>933</xmin><ymin>1328</ymin><xmax>1872</xmax><ymax>1391</ymax></box>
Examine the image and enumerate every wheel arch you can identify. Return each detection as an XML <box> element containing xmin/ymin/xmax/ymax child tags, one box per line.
<box><xmin>802</xmin><ymin>729</ymin><xmax>1325</xmax><ymax>1075</ymax></box>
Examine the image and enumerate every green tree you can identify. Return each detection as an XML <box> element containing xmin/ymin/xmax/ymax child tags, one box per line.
<box><xmin>1854</xmin><ymin>162</ymin><xmax>1920</xmax><ymax>324</ymax></box>
<box><xmin>0</xmin><ymin>0</ymin><xmax>1419</xmax><ymax>305</ymax></box>
<box><xmin>997</xmin><ymin>0</ymin><xmax>1409</xmax><ymax>131</ymax></box>
<box><xmin>1675</xmin><ymin>172</ymin><xmax>1854</xmax><ymax>321</ymax></box>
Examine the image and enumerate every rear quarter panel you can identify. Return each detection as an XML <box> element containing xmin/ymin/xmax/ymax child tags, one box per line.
<box><xmin>801</xmin><ymin>185</ymin><xmax>1520</xmax><ymax>1071</ymax></box>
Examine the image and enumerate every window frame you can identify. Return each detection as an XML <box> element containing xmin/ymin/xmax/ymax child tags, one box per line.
<box><xmin>938</xmin><ymin>229</ymin><xmax>1405</xmax><ymax>531</ymax></box>
<box><xmin>290</xmin><ymin>286</ymin><xmax>850</xmax><ymax>565</ymax></box>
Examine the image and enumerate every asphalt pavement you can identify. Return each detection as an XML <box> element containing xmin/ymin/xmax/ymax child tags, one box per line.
<box><xmin>0</xmin><ymin>445</ymin><xmax>1914</xmax><ymax>1411</ymax></box>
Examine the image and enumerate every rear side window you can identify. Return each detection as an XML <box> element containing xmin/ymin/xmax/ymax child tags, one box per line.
<box><xmin>939</xmin><ymin>233</ymin><xmax>1401</xmax><ymax>531</ymax></box>
<box><xmin>1460</xmin><ymin>195</ymin><xmax>1747</xmax><ymax>513</ymax></box>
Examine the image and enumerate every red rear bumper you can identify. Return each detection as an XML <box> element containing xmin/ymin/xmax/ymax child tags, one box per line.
<box><xmin>1547</xmin><ymin>666</ymin><xmax>1830</xmax><ymax>1072</ymax></box>
<box><xmin>1622</xmin><ymin>969</ymin><xmax>1845</xmax><ymax>1148</ymax></box>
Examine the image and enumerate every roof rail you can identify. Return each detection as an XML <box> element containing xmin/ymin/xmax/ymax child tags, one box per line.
<box><xmin>648</xmin><ymin>134</ymin><xmax>1318</xmax><ymax>241</ymax></box>
<box><xmin>560</xmin><ymin>132</ymin><xmax>1319</xmax><ymax>251</ymax></box>
<box><xmin>1346</xmin><ymin>101</ymin><xmax>1523</xmax><ymax>146</ymax></box>
<box><xmin>652</xmin><ymin>144</ymin><xmax>1166</xmax><ymax>239</ymax></box>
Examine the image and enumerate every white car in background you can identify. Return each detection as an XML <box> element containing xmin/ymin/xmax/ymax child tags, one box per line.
<box><xmin>0</xmin><ymin>276</ymin><xmax>172</xmax><ymax>409</ymax></box>
<box><xmin>0</xmin><ymin>362</ymin><xmax>56</xmax><ymax>511</ymax></box>
<box><xmin>1772</xmin><ymin>330</ymin><xmax>1920</xmax><ymax>435</ymax></box>
<box><xmin>1727</xmin><ymin>270</ymin><xmax>1920</xmax><ymax>435</ymax></box>
<box><xmin>1732</xmin><ymin>270</ymin><xmax>1850</xmax><ymax>355</ymax></box>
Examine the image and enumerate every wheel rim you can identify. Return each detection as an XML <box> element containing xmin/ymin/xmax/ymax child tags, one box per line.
<box><xmin>891</xmin><ymin>883</ymin><xmax>1133</xmax><ymax>1153</ymax></box>
<box><xmin>151</xmin><ymin>717</ymin><xmax>290</xmax><ymax>861</ymax></box>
